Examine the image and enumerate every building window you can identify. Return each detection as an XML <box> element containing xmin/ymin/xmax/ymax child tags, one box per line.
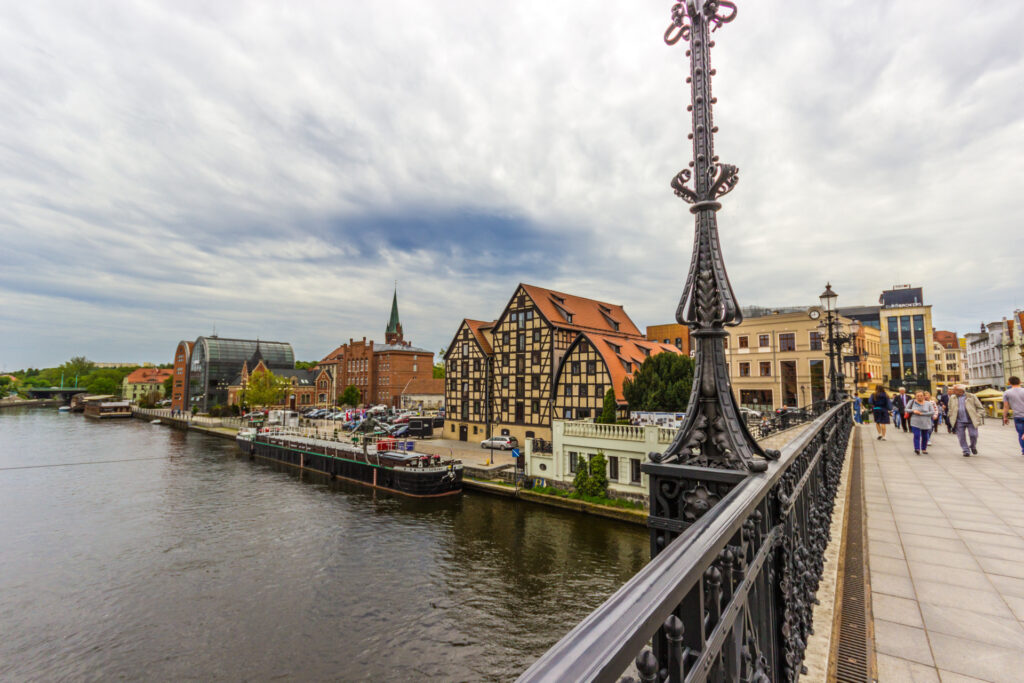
<box><xmin>503</xmin><ymin>354</ymin><xmax>509</xmax><ymax>368</ymax></box>
<box><xmin>473</xmin><ymin>359</ymin><xmax>481</xmax><ymax>371</ymax></box>
<box><xmin>533</xmin><ymin>329</ymin><xmax>541</xmax><ymax>343</ymax></box>
<box><xmin>586</xmin><ymin>361</ymin><xmax>596</xmax><ymax>374</ymax></box>
<box><xmin>502</xmin><ymin>332</ymin><xmax>510</xmax><ymax>345</ymax></box>
<box><xmin>608</xmin><ymin>456</ymin><xmax>619</xmax><ymax>481</ymax></box>
<box><xmin>578</xmin><ymin>385</ymin><xmax>588</xmax><ymax>397</ymax></box>
<box><xmin>564</xmin><ymin>408</ymin><xmax>573</xmax><ymax>419</ymax></box>
<box><xmin>759</xmin><ymin>361</ymin><xmax>772</xmax><ymax>377</ymax></box>
<box><xmin>474</xmin><ymin>400</ymin><xmax>481</xmax><ymax>414</ymax></box>
<box><xmin>779</xmin><ymin>333</ymin><xmax>796</xmax><ymax>352</ymax></box>
<box><xmin>739</xmin><ymin>362</ymin><xmax>751</xmax><ymax>377</ymax></box>
<box><xmin>809</xmin><ymin>331</ymin><xmax>822</xmax><ymax>351</ymax></box>
<box><xmin>517</xmin><ymin>334</ymin><xmax>526</xmax><ymax>351</ymax></box>
<box><xmin>630</xmin><ymin>459</ymin><xmax>641</xmax><ymax>484</ymax></box>
<box><xmin>502</xmin><ymin>376</ymin><xmax>509</xmax><ymax>389</ymax></box>
<box><xmin>739</xmin><ymin>336</ymin><xmax>749</xmax><ymax>349</ymax></box>
<box><xmin>571</xmin><ymin>361</ymin><xmax>580</xmax><ymax>375</ymax></box>
<box><xmin>501</xmin><ymin>398</ymin><xmax>508</xmax><ymax>411</ymax></box>
<box><xmin>474</xmin><ymin>379</ymin><xmax>481</xmax><ymax>392</ymax></box>
<box><xmin>569</xmin><ymin>452</ymin><xmax>578</xmax><ymax>473</ymax></box>
<box><xmin>532</xmin><ymin>375</ymin><xmax>540</xmax><ymax>390</ymax></box>
<box><xmin>758</xmin><ymin>334</ymin><xmax>770</xmax><ymax>348</ymax></box>
<box><xmin>564</xmin><ymin>383</ymin><xmax>573</xmax><ymax>396</ymax></box>
<box><xmin>531</xmin><ymin>399</ymin><xmax>539</xmax><ymax>414</ymax></box>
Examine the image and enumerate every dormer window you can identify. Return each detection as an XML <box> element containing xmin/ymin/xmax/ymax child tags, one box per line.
<box><xmin>601</xmin><ymin>311</ymin><xmax>620</xmax><ymax>331</ymax></box>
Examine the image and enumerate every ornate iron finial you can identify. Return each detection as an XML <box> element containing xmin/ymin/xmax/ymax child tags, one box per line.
<box><xmin>651</xmin><ymin>0</ymin><xmax>771</xmax><ymax>472</ymax></box>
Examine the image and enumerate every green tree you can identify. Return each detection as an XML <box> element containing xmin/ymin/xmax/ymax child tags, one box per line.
<box><xmin>585</xmin><ymin>451</ymin><xmax>609</xmax><ymax>498</ymax></box>
<box><xmin>338</xmin><ymin>384</ymin><xmax>361</xmax><ymax>407</ymax></box>
<box><xmin>622</xmin><ymin>353</ymin><xmax>695</xmax><ymax>413</ymax></box>
<box><xmin>86</xmin><ymin>376</ymin><xmax>119</xmax><ymax>395</ymax></box>
<box><xmin>598</xmin><ymin>388</ymin><xmax>618</xmax><ymax>423</ymax></box>
<box><xmin>572</xmin><ymin>454</ymin><xmax>590</xmax><ymax>494</ymax></box>
<box><xmin>433</xmin><ymin>364</ymin><xmax>445</xmax><ymax>379</ymax></box>
<box><xmin>163</xmin><ymin>375</ymin><xmax>174</xmax><ymax>396</ymax></box>
<box><xmin>244</xmin><ymin>369</ymin><xmax>289</xmax><ymax>408</ymax></box>
<box><xmin>62</xmin><ymin>356</ymin><xmax>94</xmax><ymax>381</ymax></box>
<box><xmin>294</xmin><ymin>360</ymin><xmax>318</xmax><ymax>370</ymax></box>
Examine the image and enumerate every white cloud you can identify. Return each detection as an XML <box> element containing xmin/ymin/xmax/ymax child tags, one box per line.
<box><xmin>1</xmin><ymin>0</ymin><xmax>1022</xmax><ymax>370</ymax></box>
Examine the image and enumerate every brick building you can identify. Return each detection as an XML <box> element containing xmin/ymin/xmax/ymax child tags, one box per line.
<box><xmin>227</xmin><ymin>353</ymin><xmax>334</xmax><ymax>410</ymax></box>
<box><xmin>317</xmin><ymin>289</ymin><xmax>435</xmax><ymax>407</ymax></box>
<box><xmin>170</xmin><ymin>341</ymin><xmax>194</xmax><ymax>412</ymax></box>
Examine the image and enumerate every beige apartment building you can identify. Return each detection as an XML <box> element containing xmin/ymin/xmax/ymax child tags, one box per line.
<box><xmin>724</xmin><ymin>308</ymin><xmax>871</xmax><ymax>411</ymax></box>
<box><xmin>854</xmin><ymin>325</ymin><xmax>883</xmax><ymax>394</ymax></box>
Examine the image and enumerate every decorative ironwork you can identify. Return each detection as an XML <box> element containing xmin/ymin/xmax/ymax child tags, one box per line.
<box><xmin>651</xmin><ymin>0</ymin><xmax>768</xmax><ymax>472</ymax></box>
<box><xmin>517</xmin><ymin>403</ymin><xmax>853</xmax><ymax>682</ymax></box>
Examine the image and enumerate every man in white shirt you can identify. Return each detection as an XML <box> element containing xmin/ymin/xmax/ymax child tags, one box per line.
<box><xmin>1003</xmin><ymin>376</ymin><xmax>1024</xmax><ymax>456</ymax></box>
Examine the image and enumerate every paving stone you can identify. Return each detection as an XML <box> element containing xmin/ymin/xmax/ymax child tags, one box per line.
<box><xmin>976</xmin><ymin>556</ymin><xmax>1024</xmax><ymax>580</ymax></box>
<box><xmin>938</xmin><ymin>671</ymin><xmax>994</xmax><ymax>683</ymax></box>
<box><xmin>987</xmin><ymin>574</ymin><xmax>1024</xmax><ymax>598</ymax></box>
<box><xmin>900</xmin><ymin>533</ymin><xmax>968</xmax><ymax>552</ymax></box>
<box><xmin>929</xmin><ymin>632</ymin><xmax>1024</xmax><ymax>683</ymax></box>
<box><xmin>875</xmin><ymin>653</ymin><xmax>940</xmax><ymax>682</ymax></box>
<box><xmin>957</xmin><ymin>530</ymin><xmax>1024</xmax><ymax>548</ymax></box>
<box><xmin>908</xmin><ymin>563</ymin><xmax>994</xmax><ymax>591</ymax></box>
<box><xmin>874</xmin><ymin>619</ymin><xmax>934</xmax><ymax>666</ymax></box>
<box><xmin>897</xmin><ymin>523</ymin><xmax>960</xmax><ymax>539</ymax></box>
<box><xmin>913</xmin><ymin>581</ymin><xmax>1014</xmax><ymax>618</ymax></box>
<box><xmin>918</xmin><ymin>603</ymin><xmax>1024</xmax><ymax>650</ymax></box>
<box><xmin>871</xmin><ymin>555</ymin><xmax>911</xmax><ymax>577</ymax></box>
<box><xmin>872</xmin><ymin>571</ymin><xmax>917</xmax><ymax>599</ymax></box>
<box><xmin>870</xmin><ymin>539</ymin><xmax>906</xmax><ymax>560</ymax></box>
<box><xmin>904</xmin><ymin>546</ymin><xmax>981</xmax><ymax>571</ymax></box>
<box><xmin>874</xmin><ymin>593</ymin><xmax>925</xmax><ymax>627</ymax></box>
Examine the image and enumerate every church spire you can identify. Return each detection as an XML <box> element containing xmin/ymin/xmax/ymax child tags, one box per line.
<box><xmin>385</xmin><ymin>285</ymin><xmax>404</xmax><ymax>345</ymax></box>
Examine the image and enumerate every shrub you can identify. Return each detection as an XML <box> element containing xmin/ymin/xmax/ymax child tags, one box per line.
<box><xmin>585</xmin><ymin>451</ymin><xmax>609</xmax><ymax>498</ymax></box>
<box><xmin>572</xmin><ymin>454</ymin><xmax>589</xmax><ymax>493</ymax></box>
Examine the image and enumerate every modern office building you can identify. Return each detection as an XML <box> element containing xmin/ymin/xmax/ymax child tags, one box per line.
<box><xmin>877</xmin><ymin>285</ymin><xmax>936</xmax><ymax>393</ymax></box>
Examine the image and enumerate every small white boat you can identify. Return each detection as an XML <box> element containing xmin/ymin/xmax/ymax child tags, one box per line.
<box><xmin>58</xmin><ymin>406</ymin><xmax>71</xmax><ymax>412</ymax></box>
<box><xmin>150</xmin><ymin>419</ymin><xmax>161</xmax><ymax>424</ymax></box>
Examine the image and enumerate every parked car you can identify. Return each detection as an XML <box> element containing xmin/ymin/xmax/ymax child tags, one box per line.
<box><xmin>739</xmin><ymin>407</ymin><xmax>762</xmax><ymax>420</ymax></box>
<box><xmin>388</xmin><ymin>424</ymin><xmax>410</xmax><ymax>438</ymax></box>
<box><xmin>406</xmin><ymin>417</ymin><xmax>433</xmax><ymax>439</ymax></box>
<box><xmin>481</xmin><ymin>435</ymin><xmax>519</xmax><ymax>450</ymax></box>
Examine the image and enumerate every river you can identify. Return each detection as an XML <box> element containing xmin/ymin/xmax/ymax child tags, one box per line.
<box><xmin>0</xmin><ymin>407</ymin><xmax>649</xmax><ymax>681</ymax></box>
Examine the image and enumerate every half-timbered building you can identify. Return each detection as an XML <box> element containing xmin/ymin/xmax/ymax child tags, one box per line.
<box><xmin>444</xmin><ymin>319</ymin><xmax>494</xmax><ymax>442</ymax></box>
<box><xmin>553</xmin><ymin>334</ymin><xmax>683</xmax><ymax>421</ymax></box>
<box><xmin>444</xmin><ymin>284</ymin><xmax>657</xmax><ymax>444</ymax></box>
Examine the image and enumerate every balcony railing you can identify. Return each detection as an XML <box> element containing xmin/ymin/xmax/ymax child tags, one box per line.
<box><xmin>518</xmin><ymin>401</ymin><xmax>853</xmax><ymax>682</ymax></box>
<box><xmin>563</xmin><ymin>422</ymin><xmax>645</xmax><ymax>441</ymax></box>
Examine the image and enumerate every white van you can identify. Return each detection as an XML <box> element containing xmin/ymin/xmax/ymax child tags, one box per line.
<box><xmin>267</xmin><ymin>410</ymin><xmax>300</xmax><ymax>427</ymax></box>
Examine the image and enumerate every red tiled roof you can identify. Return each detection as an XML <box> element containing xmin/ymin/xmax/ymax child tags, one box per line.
<box><xmin>583</xmin><ymin>333</ymin><xmax>684</xmax><ymax>401</ymax></box>
<box><xmin>401</xmin><ymin>378</ymin><xmax>444</xmax><ymax>395</ymax></box>
<box><xmin>465</xmin><ymin>319</ymin><xmax>495</xmax><ymax>355</ymax></box>
<box><xmin>520</xmin><ymin>284</ymin><xmax>642</xmax><ymax>337</ymax></box>
<box><xmin>124</xmin><ymin>368</ymin><xmax>173</xmax><ymax>384</ymax></box>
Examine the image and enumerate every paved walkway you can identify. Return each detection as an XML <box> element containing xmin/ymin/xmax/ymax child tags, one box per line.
<box><xmin>862</xmin><ymin>421</ymin><xmax>1024</xmax><ymax>682</ymax></box>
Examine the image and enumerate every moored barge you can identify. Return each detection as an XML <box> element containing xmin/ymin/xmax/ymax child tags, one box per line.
<box><xmin>238</xmin><ymin>428</ymin><xmax>463</xmax><ymax>498</ymax></box>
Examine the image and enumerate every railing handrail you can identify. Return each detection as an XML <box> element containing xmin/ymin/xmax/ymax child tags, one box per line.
<box><xmin>517</xmin><ymin>401</ymin><xmax>850</xmax><ymax>682</ymax></box>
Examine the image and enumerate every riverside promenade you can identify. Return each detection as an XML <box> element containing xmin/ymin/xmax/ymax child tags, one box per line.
<box><xmin>863</xmin><ymin>421</ymin><xmax>1024</xmax><ymax>682</ymax></box>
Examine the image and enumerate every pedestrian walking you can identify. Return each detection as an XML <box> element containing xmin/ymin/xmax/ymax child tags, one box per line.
<box><xmin>949</xmin><ymin>384</ymin><xmax>984</xmax><ymax>457</ymax></box>
<box><xmin>937</xmin><ymin>388</ymin><xmax>952</xmax><ymax>433</ymax></box>
<box><xmin>870</xmin><ymin>385</ymin><xmax>891</xmax><ymax>440</ymax></box>
<box><xmin>908</xmin><ymin>391</ymin><xmax>935</xmax><ymax>455</ymax></box>
<box><xmin>1002</xmin><ymin>376</ymin><xmax>1024</xmax><ymax>456</ymax></box>
<box><xmin>924</xmin><ymin>391</ymin><xmax>941</xmax><ymax>434</ymax></box>
<box><xmin>854</xmin><ymin>397</ymin><xmax>862</xmax><ymax>424</ymax></box>
<box><xmin>893</xmin><ymin>387</ymin><xmax>912</xmax><ymax>433</ymax></box>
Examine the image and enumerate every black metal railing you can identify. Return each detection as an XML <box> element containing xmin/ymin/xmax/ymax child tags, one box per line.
<box><xmin>746</xmin><ymin>401</ymin><xmax>832</xmax><ymax>438</ymax></box>
<box><xmin>517</xmin><ymin>401</ymin><xmax>853</xmax><ymax>682</ymax></box>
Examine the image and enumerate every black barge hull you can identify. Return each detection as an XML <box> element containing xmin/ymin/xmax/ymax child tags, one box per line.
<box><xmin>244</xmin><ymin>438</ymin><xmax>463</xmax><ymax>498</ymax></box>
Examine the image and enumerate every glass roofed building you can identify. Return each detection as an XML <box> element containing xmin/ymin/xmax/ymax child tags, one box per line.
<box><xmin>186</xmin><ymin>336</ymin><xmax>294</xmax><ymax>411</ymax></box>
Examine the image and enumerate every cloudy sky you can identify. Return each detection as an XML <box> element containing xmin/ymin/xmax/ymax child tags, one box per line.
<box><xmin>2</xmin><ymin>0</ymin><xmax>1022</xmax><ymax>370</ymax></box>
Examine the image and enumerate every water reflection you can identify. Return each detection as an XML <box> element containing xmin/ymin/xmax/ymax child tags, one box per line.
<box><xmin>0</xmin><ymin>407</ymin><xmax>647</xmax><ymax>680</ymax></box>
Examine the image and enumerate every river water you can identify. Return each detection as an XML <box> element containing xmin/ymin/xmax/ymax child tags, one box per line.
<box><xmin>0</xmin><ymin>407</ymin><xmax>648</xmax><ymax>681</ymax></box>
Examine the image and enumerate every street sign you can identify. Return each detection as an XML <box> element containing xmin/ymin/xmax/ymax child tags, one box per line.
<box><xmin>511</xmin><ymin>448</ymin><xmax>520</xmax><ymax>458</ymax></box>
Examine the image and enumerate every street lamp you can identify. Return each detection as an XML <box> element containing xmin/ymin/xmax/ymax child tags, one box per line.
<box><xmin>818</xmin><ymin>284</ymin><xmax>859</xmax><ymax>403</ymax></box>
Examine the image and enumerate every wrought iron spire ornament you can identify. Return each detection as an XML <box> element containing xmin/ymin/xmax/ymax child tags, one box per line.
<box><xmin>651</xmin><ymin>0</ymin><xmax>774</xmax><ymax>472</ymax></box>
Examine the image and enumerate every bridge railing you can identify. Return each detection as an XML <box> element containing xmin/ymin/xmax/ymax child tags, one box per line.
<box><xmin>517</xmin><ymin>401</ymin><xmax>852</xmax><ymax>683</ymax></box>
